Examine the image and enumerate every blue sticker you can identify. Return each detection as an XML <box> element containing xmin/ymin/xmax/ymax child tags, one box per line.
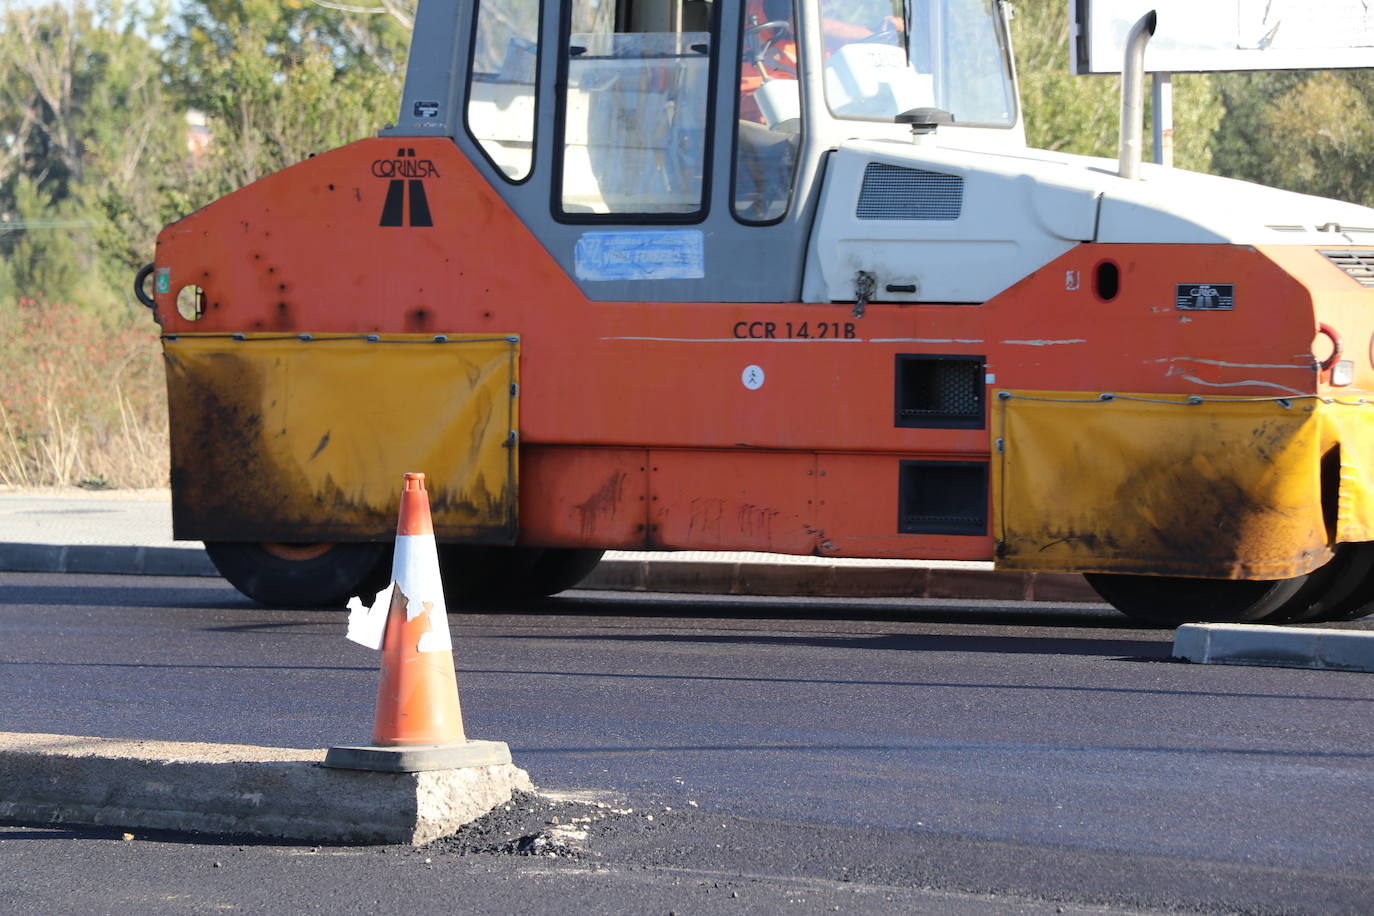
<box><xmin>575</xmin><ymin>230</ymin><xmax>705</xmax><ymax>282</ymax></box>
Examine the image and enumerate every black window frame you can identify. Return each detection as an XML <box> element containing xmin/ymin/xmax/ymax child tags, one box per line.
<box><xmin>463</xmin><ymin>0</ymin><xmax>545</xmax><ymax>185</ymax></box>
<box><xmin>730</xmin><ymin>0</ymin><xmax>803</xmax><ymax>226</ymax></box>
<box><xmin>551</xmin><ymin>0</ymin><xmax>722</xmax><ymax>224</ymax></box>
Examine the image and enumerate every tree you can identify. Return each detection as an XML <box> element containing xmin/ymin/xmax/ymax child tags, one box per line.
<box><xmin>2</xmin><ymin>178</ymin><xmax>91</xmax><ymax>305</ymax></box>
<box><xmin>1009</xmin><ymin>0</ymin><xmax>1220</xmax><ymax>172</ymax></box>
<box><xmin>0</xmin><ymin>0</ymin><xmax>410</xmax><ymax>310</ymax></box>
<box><xmin>0</xmin><ymin>0</ymin><xmax>187</xmax><ymax>310</ymax></box>
<box><xmin>168</xmin><ymin>0</ymin><xmax>410</xmax><ymax>196</ymax></box>
<box><xmin>1211</xmin><ymin>70</ymin><xmax>1374</xmax><ymax>207</ymax></box>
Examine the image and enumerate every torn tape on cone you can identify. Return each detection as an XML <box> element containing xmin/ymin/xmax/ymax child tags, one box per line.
<box><xmin>345</xmin><ymin>533</ymin><xmax>452</xmax><ymax>652</ymax></box>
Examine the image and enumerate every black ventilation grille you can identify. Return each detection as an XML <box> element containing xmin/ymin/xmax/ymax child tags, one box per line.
<box><xmin>898</xmin><ymin>461</ymin><xmax>988</xmax><ymax>536</ymax></box>
<box><xmin>895</xmin><ymin>354</ymin><xmax>985</xmax><ymax>429</ymax></box>
<box><xmin>857</xmin><ymin>163</ymin><xmax>963</xmax><ymax>220</ymax></box>
<box><xmin>1320</xmin><ymin>249</ymin><xmax>1374</xmax><ymax>287</ymax></box>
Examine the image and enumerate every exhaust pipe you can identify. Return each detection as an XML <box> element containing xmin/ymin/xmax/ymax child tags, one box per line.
<box><xmin>1118</xmin><ymin>11</ymin><xmax>1157</xmax><ymax>180</ymax></box>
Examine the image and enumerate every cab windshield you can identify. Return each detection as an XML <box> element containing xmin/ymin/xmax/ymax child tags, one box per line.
<box><xmin>818</xmin><ymin>0</ymin><xmax>1015</xmax><ymax>126</ymax></box>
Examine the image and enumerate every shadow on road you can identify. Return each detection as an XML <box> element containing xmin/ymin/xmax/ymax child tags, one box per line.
<box><xmin>0</xmin><ymin>582</ymin><xmax>252</xmax><ymax>610</ymax></box>
<box><xmin>508</xmin><ymin>740</ymin><xmax>1374</xmax><ymax>761</ymax></box>
<box><xmin>462</xmin><ymin>664</ymin><xmax>1374</xmax><ymax>703</ymax></box>
<box><xmin>483</xmin><ymin>592</ymin><xmax>1141</xmax><ymax>630</ymax></box>
<box><xmin>491</xmin><ymin>628</ymin><xmax>1168</xmax><ymax>659</ymax></box>
<box><xmin>1</xmin><ymin>579</ymin><xmax>1137</xmax><ymax>628</ymax></box>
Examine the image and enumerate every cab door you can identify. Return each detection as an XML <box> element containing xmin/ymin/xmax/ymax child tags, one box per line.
<box><xmin>391</xmin><ymin>0</ymin><xmax>819</xmax><ymax>303</ymax></box>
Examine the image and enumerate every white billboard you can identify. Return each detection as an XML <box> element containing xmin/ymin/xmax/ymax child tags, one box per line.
<box><xmin>1071</xmin><ymin>0</ymin><xmax>1374</xmax><ymax>73</ymax></box>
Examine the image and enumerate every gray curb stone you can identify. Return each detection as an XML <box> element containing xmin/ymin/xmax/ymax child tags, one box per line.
<box><xmin>578</xmin><ymin>559</ymin><xmax>1097</xmax><ymax>602</ymax></box>
<box><xmin>0</xmin><ymin>543</ymin><xmax>218</xmax><ymax>577</ymax></box>
<box><xmin>0</xmin><ymin>732</ymin><xmax>532</xmax><ymax>845</ymax></box>
<box><xmin>1173</xmin><ymin>623</ymin><xmax>1374</xmax><ymax>672</ymax></box>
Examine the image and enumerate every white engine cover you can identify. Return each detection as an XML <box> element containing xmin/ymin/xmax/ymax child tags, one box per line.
<box><xmin>806</xmin><ymin>141</ymin><xmax>1098</xmax><ymax>303</ymax></box>
<box><xmin>805</xmin><ymin>139</ymin><xmax>1374</xmax><ymax>305</ymax></box>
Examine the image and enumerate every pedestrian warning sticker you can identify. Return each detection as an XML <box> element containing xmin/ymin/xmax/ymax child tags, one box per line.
<box><xmin>1176</xmin><ymin>283</ymin><xmax>1235</xmax><ymax>310</ymax></box>
<box><xmin>372</xmin><ymin>148</ymin><xmax>438</xmax><ymax>227</ymax></box>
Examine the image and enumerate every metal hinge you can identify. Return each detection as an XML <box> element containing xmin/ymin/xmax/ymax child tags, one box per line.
<box><xmin>853</xmin><ymin>270</ymin><xmax>875</xmax><ymax>319</ymax></box>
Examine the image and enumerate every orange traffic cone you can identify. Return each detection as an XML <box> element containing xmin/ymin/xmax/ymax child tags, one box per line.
<box><xmin>371</xmin><ymin>472</ymin><xmax>466</xmax><ymax>746</ymax></box>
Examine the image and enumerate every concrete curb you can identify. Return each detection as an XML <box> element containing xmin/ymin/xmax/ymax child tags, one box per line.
<box><xmin>0</xmin><ymin>542</ymin><xmax>1100</xmax><ymax>603</ymax></box>
<box><xmin>0</xmin><ymin>542</ymin><xmax>218</xmax><ymax>577</ymax></box>
<box><xmin>1173</xmin><ymin>624</ymin><xmax>1374</xmax><ymax>672</ymax></box>
<box><xmin>0</xmin><ymin>732</ymin><xmax>532</xmax><ymax>845</ymax></box>
<box><xmin>581</xmin><ymin>559</ymin><xmax>1098</xmax><ymax>602</ymax></box>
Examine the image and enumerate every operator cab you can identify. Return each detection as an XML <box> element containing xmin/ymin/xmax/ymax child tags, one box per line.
<box><xmin>389</xmin><ymin>0</ymin><xmax>1019</xmax><ymax>301</ymax></box>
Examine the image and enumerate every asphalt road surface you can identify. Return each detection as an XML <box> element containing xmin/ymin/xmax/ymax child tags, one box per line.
<box><xmin>2</xmin><ymin>571</ymin><xmax>1373</xmax><ymax>915</ymax></box>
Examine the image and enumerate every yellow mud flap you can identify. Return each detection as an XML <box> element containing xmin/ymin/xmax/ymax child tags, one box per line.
<box><xmin>163</xmin><ymin>333</ymin><xmax>519</xmax><ymax>543</ymax></box>
<box><xmin>988</xmin><ymin>390</ymin><xmax>1373</xmax><ymax>580</ymax></box>
<box><xmin>1320</xmin><ymin>403</ymin><xmax>1374</xmax><ymax>544</ymax></box>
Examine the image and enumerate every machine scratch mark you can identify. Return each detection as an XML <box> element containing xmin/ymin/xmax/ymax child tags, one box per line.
<box><xmin>574</xmin><ymin>471</ymin><xmax>627</xmax><ymax>538</ymax></box>
<box><xmin>870</xmin><ymin>337</ymin><xmax>984</xmax><ymax>344</ymax></box>
<box><xmin>1152</xmin><ymin>356</ymin><xmax>1311</xmax><ymax>370</ymax></box>
<box><xmin>601</xmin><ymin>336</ymin><xmax>866</xmax><ymax>343</ymax></box>
<box><xmin>1178</xmin><ymin>374</ymin><xmax>1309</xmax><ymax>395</ymax></box>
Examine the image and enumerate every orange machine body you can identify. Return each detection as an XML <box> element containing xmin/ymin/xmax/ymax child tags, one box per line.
<box><xmin>150</xmin><ymin>136</ymin><xmax>1374</xmax><ymax>577</ymax></box>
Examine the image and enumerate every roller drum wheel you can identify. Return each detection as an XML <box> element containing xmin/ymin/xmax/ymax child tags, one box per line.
<box><xmin>1294</xmin><ymin>543</ymin><xmax>1374</xmax><ymax>623</ymax></box>
<box><xmin>437</xmin><ymin>546</ymin><xmax>605</xmax><ymax>604</ymax></box>
<box><xmin>205</xmin><ymin>541</ymin><xmax>393</xmax><ymax>608</ymax></box>
<box><xmin>1084</xmin><ymin>572</ymin><xmax>1310</xmax><ymax>627</ymax></box>
<box><xmin>1268</xmin><ymin>544</ymin><xmax>1374</xmax><ymax>624</ymax></box>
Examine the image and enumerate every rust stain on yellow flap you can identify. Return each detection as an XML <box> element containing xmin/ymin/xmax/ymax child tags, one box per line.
<box><xmin>992</xmin><ymin>391</ymin><xmax>1338</xmax><ymax>579</ymax></box>
<box><xmin>164</xmin><ymin>333</ymin><xmax>518</xmax><ymax>543</ymax></box>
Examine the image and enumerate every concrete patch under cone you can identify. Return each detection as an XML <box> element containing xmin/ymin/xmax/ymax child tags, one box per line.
<box><xmin>1173</xmin><ymin>624</ymin><xmax>1374</xmax><ymax>672</ymax></box>
<box><xmin>0</xmin><ymin>732</ymin><xmax>532</xmax><ymax>845</ymax></box>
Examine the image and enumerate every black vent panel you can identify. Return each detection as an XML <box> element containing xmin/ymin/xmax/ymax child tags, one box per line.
<box><xmin>898</xmin><ymin>461</ymin><xmax>988</xmax><ymax>536</ymax></box>
<box><xmin>895</xmin><ymin>354</ymin><xmax>985</xmax><ymax>429</ymax></box>
<box><xmin>857</xmin><ymin>163</ymin><xmax>963</xmax><ymax>220</ymax></box>
<box><xmin>1320</xmin><ymin>249</ymin><xmax>1374</xmax><ymax>287</ymax></box>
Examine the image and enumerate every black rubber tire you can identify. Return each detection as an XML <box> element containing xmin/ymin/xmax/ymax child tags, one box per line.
<box><xmin>1297</xmin><ymin>543</ymin><xmax>1374</xmax><ymax>623</ymax></box>
<box><xmin>436</xmin><ymin>546</ymin><xmax>605</xmax><ymax>604</ymax></box>
<box><xmin>1269</xmin><ymin>544</ymin><xmax>1374</xmax><ymax>624</ymax></box>
<box><xmin>1083</xmin><ymin>572</ymin><xmax>1310</xmax><ymax>627</ymax></box>
<box><xmin>205</xmin><ymin>542</ymin><xmax>393</xmax><ymax>608</ymax></box>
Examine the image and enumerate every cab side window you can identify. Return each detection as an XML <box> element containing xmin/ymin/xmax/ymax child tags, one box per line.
<box><xmin>558</xmin><ymin>0</ymin><xmax>714</xmax><ymax>216</ymax></box>
<box><xmin>733</xmin><ymin>0</ymin><xmax>801</xmax><ymax>222</ymax></box>
<box><xmin>468</xmin><ymin>0</ymin><xmax>541</xmax><ymax>180</ymax></box>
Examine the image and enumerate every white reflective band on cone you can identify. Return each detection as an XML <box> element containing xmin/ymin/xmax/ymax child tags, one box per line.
<box><xmin>344</xmin><ymin>534</ymin><xmax>452</xmax><ymax>652</ymax></box>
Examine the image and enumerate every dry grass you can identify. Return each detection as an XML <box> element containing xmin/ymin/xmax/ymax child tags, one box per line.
<box><xmin>0</xmin><ymin>298</ymin><xmax>169</xmax><ymax>489</ymax></box>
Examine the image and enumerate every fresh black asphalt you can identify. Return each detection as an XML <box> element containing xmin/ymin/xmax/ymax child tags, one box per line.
<box><xmin>2</xmin><ymin>572</ymin><xmax>1373</xmax><ymax>914</ymax></box>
